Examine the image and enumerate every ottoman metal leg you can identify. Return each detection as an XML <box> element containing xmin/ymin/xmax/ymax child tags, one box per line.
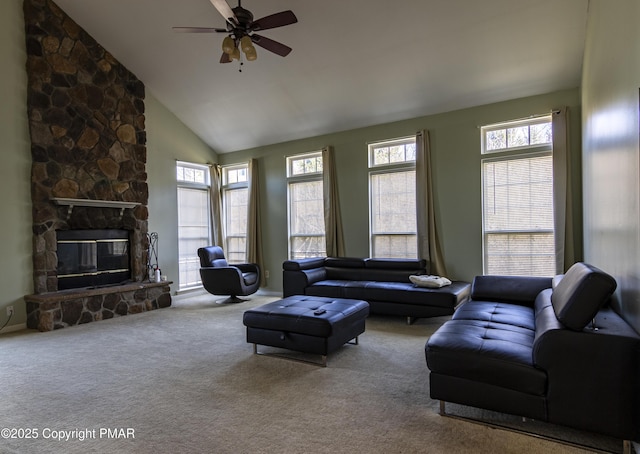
<box><xmin>252</xmin><ymin>343</ymin><xmax>329</xmax><ymax>367</ymax></box>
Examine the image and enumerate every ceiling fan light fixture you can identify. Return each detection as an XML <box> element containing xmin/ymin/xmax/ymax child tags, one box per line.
<box><xmin>240</xmin><ymin>35</ymin><xmax>253</xmax><ymax>53</ymax></box>
<box><xmin>245</xmin><ymin>47</ymin><xmax>257</xmax><ymax>61</ymax></box>
<box><xmin>230</xmin><ymin>46</ymin><xmax>241</xmax><ymax>61</ymax></box>
<box><xmin>222</xmin><ymin>36</ymin><xmax>235</xmax><ymax>54</ymax></box>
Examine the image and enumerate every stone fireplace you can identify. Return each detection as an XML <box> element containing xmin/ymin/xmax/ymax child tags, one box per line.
<box><xmin>23</xmin><ymin>0</ymin><xmax>171</xmax><ymax>331</ymax></box>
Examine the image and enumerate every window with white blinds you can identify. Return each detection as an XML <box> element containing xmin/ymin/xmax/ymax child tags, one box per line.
<box><xmin>287</xmin><ymin>152</ymin><xmax>326</xmax><ymax>259</ymax></box>
<box><xmin>368</xmin><ymin>137</ymin><xmax>417</xmax><ymax>259</ymax></box>
<box><xmin>176</xmin><ymin>162</ymin><xmax>211</xmax><ymax>289</ymax></box>
<box><xmin>481</xmin><ymin>117</ymin><xmax>554</xmax><ymax>276</ymax></box>
<box><xmin>222</xmin><ymin>164</ymin><xmax>248</xmax><ymax>264</ymax></box>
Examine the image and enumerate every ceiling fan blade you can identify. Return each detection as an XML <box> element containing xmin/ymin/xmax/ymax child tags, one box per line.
<box><xmin>209</xmin><ymin>0</ymin><xmax>238</xmax><ymax>25</ymax></box>
<box><xmin>251</xmin><ymin>34</ymin><xmax>292</xmax><ymax>57</ymax></box>
<box><xmin>172</xmin><ymin>26</ymin><xmax>227</xmax><ymax>33</ymax></box>
<box><xmin>220</xmin><ymin>52</ymin><xmax>232</xmax><ymax>64</ymax></box>
<box><xmin>250</xmin><ymin>10</ymin><xmax>297</xmax><ymax>32</ymax></box>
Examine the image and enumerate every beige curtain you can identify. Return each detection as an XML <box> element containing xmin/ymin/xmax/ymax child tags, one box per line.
<box><xmin>322</xmin><ymin>146</ymin><xmax>346</xmax><ymax>257</ymax></box>
<box><xmin>416</xmin><ymin>130</ymin><xmax>448</xmax><ymax>276</ymax></box>
<box><xmin>552</xmin><ymin>107</ymin><xmax>577</xmax><ymax>273</ymax></box>
<box><xmin>209</xmin><ymin>164</ymin><xmax>224</xmax><ymax>247</ymax></box>
<box><xmin>247</xmin><ymin>158</ymin><xmax>265</xmax><ymax>286</ymax></box>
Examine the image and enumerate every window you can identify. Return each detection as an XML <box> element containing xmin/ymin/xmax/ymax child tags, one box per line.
<box><xmin>176</xmin><ymin>162</ymin><xmax>211</xmax><ymax>290</ymax></box>
<box><xmin>481</xmin><ymin>117</ymin><xmax>554</xmax><ymax>276</ymax></box>
<box><xmin>368</xmin><ymin>137</ymin><xmax>417</xmax><ymax>258</ymax></box>
<box><xmin>222</xmin><ymin>164</ymin><xmax>248</xmax><ymax>264</ymax></box>
<box><xmin>287</xmin><ymin>152</ymin><xmax>325</xmax><ymax>259</ymax></box>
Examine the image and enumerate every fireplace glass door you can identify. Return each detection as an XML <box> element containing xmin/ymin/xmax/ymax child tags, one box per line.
<box><xmin>57</xmin><ymin>229</ymin><xmax>131</xmax><ymax>290</ymax></box>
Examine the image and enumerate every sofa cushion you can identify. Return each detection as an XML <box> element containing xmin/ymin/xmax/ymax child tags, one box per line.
<box><xmin>242</xmin><ymin>272</ymin><xmax>258</xmax><ymax>286</ymax></box>
<box><xmin>453</xmin><ymin>301</ymin><xmax>536</xmax><ymax>332</ymax></box>
<box><xmin>551</xmin><ymin>262</ymin><xmax>617</xmax><ymax>331</ymax></box>
<box><xmin>426</xmin><ymin>318</ymin><xmax>546</xmax><ymax>396</ymax></box>
<box><xmin>306</xmin><ymin>280</ymin><xmax>348</xmax><ymax>298</ymax></box>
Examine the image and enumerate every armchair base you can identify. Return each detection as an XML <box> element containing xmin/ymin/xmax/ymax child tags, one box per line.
<box><xmin>217</xmin><ymin>295</ymin><xmax>249</xmax><ymax>304</ymax></box>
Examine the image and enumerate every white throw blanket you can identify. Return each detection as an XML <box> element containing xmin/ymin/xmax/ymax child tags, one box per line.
<box><xmin>409</xmin><ymin>274</ymin><xmax>452</xmax><ymax>288</ymax></box>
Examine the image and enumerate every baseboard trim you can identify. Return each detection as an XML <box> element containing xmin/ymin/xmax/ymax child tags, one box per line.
<box><xmin>0</xmin><ymin>323</ymin><xmax>29</xmax><ymax>335</ymax></box>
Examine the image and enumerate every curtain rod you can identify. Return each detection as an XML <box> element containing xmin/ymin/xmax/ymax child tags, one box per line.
<box><xmin>174</xmin><ymin>159</ymin><xmax>216</xmax><ymax>167</ymax></box>
<box><xmin>477</xmin><ymin>109</ymin><xmax>561</xmax><ymax>129</ymax></box>
<box><xmin>365</xmin><ymin>134</ymin><xmax>417</xmax><ymax>146</ymax></box>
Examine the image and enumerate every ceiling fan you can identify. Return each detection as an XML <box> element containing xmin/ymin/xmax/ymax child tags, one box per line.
<box><xmin>173</xmin><ymin>0</ymin><xmax>298</xmax><ymax>65</ymax></box>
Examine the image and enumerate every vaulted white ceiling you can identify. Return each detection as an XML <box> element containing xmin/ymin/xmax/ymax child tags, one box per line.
<box><xmin>53</xmin><ymin>0</ymin><xmax>588</xmax><ymax>153</ymax></box>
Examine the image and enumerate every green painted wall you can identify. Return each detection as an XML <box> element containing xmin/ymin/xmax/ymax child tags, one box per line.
<box><xmin>145</xmin><ymin>93</ymin><xmax>218</xmax><ymax>290</ymax></box>
<box><xmin>0</xmin><ymin>0</ymin><xmax>33</xmax><ymax>330</ymax></box>
<box><xmin>220</xmin><ymin>88</ymin><xmax>582</xmax><ymax>292</ymax></box>
<box><xmin>581</xmin><ymin>0</ymin><xmax>640</xmax><ymax>332</ymax></box>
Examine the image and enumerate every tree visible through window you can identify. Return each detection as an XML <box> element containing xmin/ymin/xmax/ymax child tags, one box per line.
<box><xmin>481</xmin><ymin>117</ymin><xmax>554</xmax><ymax>276</ymax></box>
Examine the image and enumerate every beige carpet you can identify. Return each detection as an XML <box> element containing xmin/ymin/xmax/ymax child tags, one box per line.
<box><xmin>0</xmin><ymin>293</ymin><xmax>621</xmax><ymax>453</ymax></box>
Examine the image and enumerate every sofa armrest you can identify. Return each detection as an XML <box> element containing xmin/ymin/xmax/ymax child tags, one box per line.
<box><xmin>282</xmin><ymin>259</ymin><xmax>327</xmax><ymax>297</ymax></box>
<box><xmin>235</xmin><ymin>263</ymin><xmax>260</xmax><ymax>274</ymax></box>
<box><xmin>470</xmin><ymin>275</ymin><xmax>552</xmax><ymax>307</ymax></box>
<box><xmin>532</xmin><ymin>307</ymin><xmax>640</xmax><ymax>440</ymax></box>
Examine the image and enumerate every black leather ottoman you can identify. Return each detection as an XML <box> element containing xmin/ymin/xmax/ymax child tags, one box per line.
<box><xmin>243</xmin><ymin>295</ymin><xmax>370</xmax><ymax>366</ymax></box>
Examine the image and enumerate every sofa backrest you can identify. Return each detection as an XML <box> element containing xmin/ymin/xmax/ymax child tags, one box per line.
<box><xmin>323</xmin><ymin>257</ymin><xmax>426</xmax><ymax>283</ymax></box>
<box><xmin>551</xmin><ymin>262</ymin><xmax>617</xmax><ymax>331</ymax></box>
<box><xmin>471</xmin><ymin>275</ymin><xmax>552</xmax><ymax>306</ymax></box>
<box><xmin>325</xmin><ymin>257</ymin><xmax>366</xmax><ymax>280</ymax></box>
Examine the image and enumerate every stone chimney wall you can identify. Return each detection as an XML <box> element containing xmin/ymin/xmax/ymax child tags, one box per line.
<box><xmin>24</xmin><ymin>0</ymin><xmax>149</xmax><ymax>294</ymax></box>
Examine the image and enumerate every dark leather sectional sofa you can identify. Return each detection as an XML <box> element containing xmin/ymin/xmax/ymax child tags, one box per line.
<box><xmin>425</xmin><ymin>262</ymin><xmax>640</xmax><ymax>443</ymax></box>
<box><xmin>282</xmin><ymin>257</ymin><xmax>470</xmax><ymax>322</ymax></box>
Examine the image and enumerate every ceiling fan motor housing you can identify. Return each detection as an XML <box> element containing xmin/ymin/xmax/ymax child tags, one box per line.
<box><xmin>231</xmin><ymin>6</ymin><xmax>253</xmax><ymax>33</ymax></box>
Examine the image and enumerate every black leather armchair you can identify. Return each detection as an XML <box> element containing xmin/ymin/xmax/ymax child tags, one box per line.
<box><xmin>197</xmin><ymin>246</ymin><xmax>260</xmax><ymax>303</ymax></box>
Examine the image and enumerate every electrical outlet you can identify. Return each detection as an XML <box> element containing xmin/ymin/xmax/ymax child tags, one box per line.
<box><xmin>6</xmin><ymin>306</ymin><xmax>13</xmax><ymax>317</ymax></box>
<box><xmin>265</xmin><ymin>270</ymin><xmax>270</xmax><ymax>279</ymax></box>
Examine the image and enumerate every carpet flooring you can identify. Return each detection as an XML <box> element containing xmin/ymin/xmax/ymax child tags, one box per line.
<box><xmin>0</xmin><ymin>292</ymin><xmax>626</xmax><ymax>453</ymax></box>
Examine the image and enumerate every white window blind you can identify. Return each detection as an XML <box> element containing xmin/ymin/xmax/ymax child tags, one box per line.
<box><xmin>368</xmin><ymin>137</ymin><xmax>417</xmax><ymax>259</ymax></box>
<box><xmin>176</xmin><ymin>162</ymin><xmax>211</xmax><ymax>290</ymax></box>
<box><xmin>224</xmin><ymin>187</ymin><xmax>248</xmax><ymax>263</ymax></box>
<box><xmin>286</xmin><ymin>151</ymin><xmax>325</xmax><ymax>259</ymax></box>
<box><xmin>222</xmin><ymin>164</ymin><xmax>249</xmax><ymax>264</ymax></box>
<box><xmin>289</xmin><ymin>179</ymin><xmax>325</xmax><ymax>258</ymax></box>
<box><xmin>481</xmin><ymin>117</ymin><xmax>554</xmax><ymax>276</ymax></box>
